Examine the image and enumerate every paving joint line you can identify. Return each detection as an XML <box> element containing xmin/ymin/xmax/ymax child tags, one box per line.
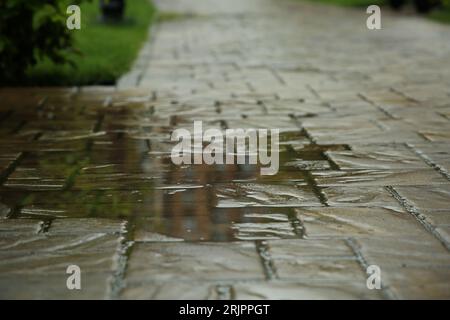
<box><xmin>386</xmin><ymin>185</ymin><xmax>450</xmax><ymax>251</ymax></box>
<box><xmin>215</xmin><ymin>284</ymin><xmax>233</xmax><ymax>300</ymax></box>
<box><xmin>255</xmin><ymin>240</ymin><xmax>278</xmax><ymax>281</ymax></box>
<box><xmin>345</xmin><ymin>237</ymin><xmax>397</xmax><ymax>300</ymax></box>
<box><xmin>357</xmin><ymin>93</ymin><xmax>397</xmax><ymax>120</ymax></box>
<box><xmin>109</xmin><ymin>238</ymin><xmax>134</xmax><ymax>299</ymax></box>
<box><xmin>406</xmin><ymin>143</ymin><xmax>450</xmax><ymax>181</ymax></box>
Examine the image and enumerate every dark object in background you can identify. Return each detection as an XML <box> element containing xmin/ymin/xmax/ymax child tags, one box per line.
<box><xmin>414</xmin><ymin>0</ymin><xmax>441</xmax><ymax>12</ymax></box>
<box><xmin>389</xmin><ymin>0</ymin><xmax>442</xmax><ymax>13</ymax></box>
<box><xmin>100</xmin><ymin>0</ymin><xmax>125</xmax><ymax>21</ymax></box>
<box><xmin>390</xmin><ymin>0</ymin><xmax>406</xmax><ymax>9</ymax></box>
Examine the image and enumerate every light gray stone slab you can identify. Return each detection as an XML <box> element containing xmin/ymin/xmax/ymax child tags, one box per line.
<box><xmin>126</xmin><ymin>242</ymin><xmax>264</xmax><ymax>282</ymax></box>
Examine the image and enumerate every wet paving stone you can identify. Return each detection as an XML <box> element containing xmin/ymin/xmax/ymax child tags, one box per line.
<box><xmin>283</xmin><ymin>159</ymin><xmax>331</xmax><ymax>170</ymax></box>
<box><xmin>3</xmin><ymin>178</ymin><xmax>67</xmax><ymax>191</ymax></box>
<box><xmin>20</xmin><ymin>204</ymin><xmax>139</xmax><ymax>219</ymax></box>
<box><xmin>297</xmin><ymin>207</ymin><xmax>424</xmax><ymax>238</ymax></box>
<box><xmin>0</xmin><ymin>139</ymin><xmax>90</xmax><ymax>153</ymax></box>
<box><xmin>231</xmin><ymin>222</ymin><xmax>297</xmax><ymax>241</ymax></box>
<box><xmin>0</xmin><ymin>153</ymin><xmax>21</xmax><ymax>174</ymax></box>
<box><xmin>355</xmin><ymin>235</ymin><xmax>450</xmax><ymax>269</ymax></box>
<box><xmin>436</xmin><ymin>226</ymin><xmax>450</xmax><ymax>245</ymax></box>
<box><xmin>0</xmin><ymin>208</ymin><xmax>9</xmax><ymax>219</ymax></box>
<box><xmin>1</xmin><ymin>0</ymin><xmax>450</xmax><ymax>299</ymax></box>
<box><xmin>321</xmin><ymin>186</ymin><xmax>402</xmax><ymax>210</ymax></box>
<box><xmin>121</xmin><ymin>281</ymin><xmax>221</xmax><ymax>300</ymax></box>
<box><xmin>389</xmin><ymin>283</ymin><xmax>450</xmax><ymax>300</ymax></box>
<box><xmin>134</xmin><ymin>207</ymin><xmax>300</xmax><ymax>242</ymax></box>
<box><xmin>269</xmin><ymin>239</ymin><xmax>354</xmax><ymax>258</ymax></box>
<box><xmin>232</xmin><ymin>281</ymin><xmax>383</xmax><ymax>299</ymax></box>
<box><xmin>326</xmin><ymin>145</ymin><xmax>429</xmax><ymax>170</ymax></box>
<box><xmin>19</xmin><ymin>189</ymin><xmax>155</xmax><ymax>205</ymax></box>
<box><xmin>0</xmin><ymin>233</ymin><xmax>122</xmax><ymax>255</ymax></box>
<box><xmin>0</xmin><ymin>273</ymin><xmax>113</xmax><ymax>300</ymax></box>
<box><xmin>0</xmin><ymin>218</ymin><xmax>125</xmax><ymax>299</ymax></box>
<box><xmin>0</xmin><ymin>219</ymin><xmax>43</xmax><ymax>235</ymax></box>
<box><xmin>313</xmin><ymin>169</ymin><xmax>449</xmax><ymax>187</ymax></box>
<box><xmin>382</xmin><ymin>267</ymin><xmax>450</xmax><ymax>299</ymax></box>
<box><xmin>48</xmin><ymin>218</ymin><xmax>126</xmax><ymax>236</ymax></box>
<box><xmin>420</xmin><ymin>131</ymin><xmax>450</xmax><ymax>142</ymax></box>
<box><xmin>267</xmin><ymin>239</ymin><xmax>366</xmax><ymax>282</ymax></box>
<box><xmin>420</xmin><ymin>210</ymin><xmax>450</xmax><ymax>227</ymax></box>
<box><xmin>2</xmin><ymin>152</ymin><xmax>85</xmax><ymax>191</ymax></box>
<box><xmin>394</xmin><ymin>185</ymin><xmax>450</xmax><ymax>211</ymax></box>
<box><xmin>0</xmin><ymin>245</ymin><xmax>119</xmax><ymax>275</ymax></box>
<box><xmin>72</xmin><ymin>173</ymin><xmax>162</xmax><ymax>191</ymax></box>
<box><xmin>215</xmin><ymin>183</ymin><xmax>320</xmax><ymax>208</ymax></box>
<box><xmin>126</xmin><ymin>242</ymin><xmax>264</xmax><ymax>282</ymax></box>
<box><xmin>409</xmin><ymin>143</ymin><xmax>450</xmax><ymax>173</ymax></box>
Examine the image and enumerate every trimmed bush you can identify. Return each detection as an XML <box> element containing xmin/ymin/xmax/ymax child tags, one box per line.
<box><xmin>0</xmin><ymin>0</ymin><xmax>86</xmax><ymax>84</ymax></box>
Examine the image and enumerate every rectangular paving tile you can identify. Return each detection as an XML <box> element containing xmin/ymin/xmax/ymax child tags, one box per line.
<box><xmin>297</xmin><ymin>207</ymin><xmax>426</xmax><ymax>238</ymax></box>
<box><xmin>126</xmin><ymin>242</ymin><xmax>264</xmax><ymax>282</ymax></box>
<box><xmin>0</xmin><ymin>218</ymin><xmax>125</xmax><ymax>299</ymax></box>
<box><xmin>389</xmin><ymin>283</ymin><xmax>450</xmax><ymax>300</ymax></box>
<box><xmin>394</xmin><ymin>185</ymin><xmax>450</xmax><ymax>210</ymax></box>
<box><xmin>0</xmin><ymin>273</ymin><xmax>112</xmax><ymax>300</ymax></box>
<box><xmin>215</xmin><ymin>182</ymin><xmax>320</xmax><ymax>208</ymax></box>
<box><xmin>267</xmin><ymin>239</ymin><xmax>366</xmax><ymax>282</ymax></box>
<box><xmin>0</xmin><ymin>248</ymin><xmax>119</xmax><ymax>275</ymax></box>
<box><xmin>313</xmin><ymin>169</ymin><xmax>449</xmax><ymax>187</ymax></box>
<box><xmin>0</xmin><ymin>153</ymin><xmax>21</xmax><ymax>175</ymax></box>
<box><xmin>355</xmin><ymin>236</ymin><xmax>450</xmax><ymax>269</ymax></box>
<box><xmin>409</xmin><ymin>142</ymin><xmax>450</xmax><ymax>173</ymax></box>
<box><xmin>436</xmin><ymin>226</ymin><xmax>450</xmax><ymax>245</ymax></box>
<box><xmin>321</xmin><ymin>186</ymin><xmax>402</xmax><ymax>209</ymax></box>
<box><xmin>232</xmin><ymin>281</ymin><xmax>383</xmax><ymax>299</ymax></box>
<box><xmin>269</xmin><ymin>239</ymin><xmax>354</xmax><ymax>258</ymax></box>
<box><xmin>48</xmin><ymin>218</ymin><xmax>127</xmax><ymax>236</ymax></box>
<box><xmin>120</xmin><ymin>281</ymin><xmax>221</xmax><ymax>300</ymax></box>
<box><xmin>385</xmin><ymin>267</ymin><xmax>450</xmax><ymax>299</ymax></box>
<box><xmin>0</xmin><ymin>219</ymin><xmax>43</xmax><ymax>235</ymax></box>
<box><xmin>133</xmin><ymin>207</ymin><xmax>300</xmax><ymax>242</ymax></box>
<box><xmin>72</xmin><ymin>173</ymin><xmax>161</xmax><ymax>191</ymax></box>
<box><xmin>326</xmin><ymin>145</ymin><xmax>428</xmax><ymax>170</ymax></box>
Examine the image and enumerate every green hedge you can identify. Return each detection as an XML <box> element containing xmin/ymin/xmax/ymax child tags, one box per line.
<box><xmin>0</xmin><ymin>0</ymin><xmax>86</xmax><ymax>84</ymax></box>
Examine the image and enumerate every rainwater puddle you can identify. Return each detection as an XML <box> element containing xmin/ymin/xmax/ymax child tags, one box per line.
<box><xmin>0</xmin><ymin>91</ymin><xmax>344</xmax><ymax>242</ymax></box>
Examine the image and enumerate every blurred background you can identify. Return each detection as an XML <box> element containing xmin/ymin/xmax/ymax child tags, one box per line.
<box><xmin>0</xmin><ymin>0</ymin><xmax>449</xmax><ymax>87</ymax></box>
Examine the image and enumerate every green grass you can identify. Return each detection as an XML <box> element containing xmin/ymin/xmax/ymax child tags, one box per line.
<box><xmin>25</xmin><ymin>0</ymin><xmax>155</xmax><ymax>86</ymax></box>
<box><xmin>429</xmin><ymin>6</ymin><xmax>450</xmax><ymax>23</ymax></box>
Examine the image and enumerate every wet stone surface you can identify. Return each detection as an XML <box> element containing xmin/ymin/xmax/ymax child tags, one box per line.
<box><xmin>1</xmin><ymin>0</ymin><xmax>450</xmax><ymax>299</ymax></box>
<box><xmin>320</xmin><ymin>186</ymin><xmax>403</xmax><ymax>210</ymax></box>
<box><xmin>0</xmin><ymin>218</ymin><xmax>125</xmax><ymax>299</ymax></box>
<box><xmin>215</xmin><ymin>183</ymin><xmax>320</xmax><ymax>208</ymax></box>
<box><xmin>133</xmin><ymin>207</ymin><xmax>302</xmax><ymax>242</ymax></box>
<box><xmin>297</xmin><ymin>207</ymin><xmax>425</xmax><ymax>238</ymax></box>
<box><xmin>125</xmin><ymin>242</ymin><xmax>264</xmax><ymax>282</ymax></box>
<box><xmin>232</xmin><ymin>281</ymin><xmax>384</xmax><ymax>300</ymax></box>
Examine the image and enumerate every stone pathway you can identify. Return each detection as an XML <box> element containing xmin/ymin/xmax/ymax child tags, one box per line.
<box><xmin>1</xmin><ymin>0</ymin><xmax>450</xmax><ymax>299</ymax></box>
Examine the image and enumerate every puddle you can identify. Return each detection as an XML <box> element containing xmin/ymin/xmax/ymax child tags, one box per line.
<box><xmin>215</xmin><ymin>183</ymin><xmax>320</xmax><ymax>207</ymax></box>
<box><xmin>133</xmin><ymin>207</ymin><xmax>302</xmax><ymax>242</ymax></box>
<box><xmin>0</xmin><ymin>202</ymin><xmax>12</xmax><ymax>218</ymax></box>
<box><xmin>0</xmin><ymin>91</ymin><xmax>345</xmax><ymax>242</ymax></box>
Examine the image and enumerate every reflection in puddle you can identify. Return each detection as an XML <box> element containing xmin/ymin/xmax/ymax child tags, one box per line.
<box><xmin>0</xmin><ymin>93</ymin><xmax>343</xmax><ymax>242</ymax></box>
<box><xmin>134</xmin><ymin>207</ymin><xmax>303</xmax><ymax>242</ymax></box>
